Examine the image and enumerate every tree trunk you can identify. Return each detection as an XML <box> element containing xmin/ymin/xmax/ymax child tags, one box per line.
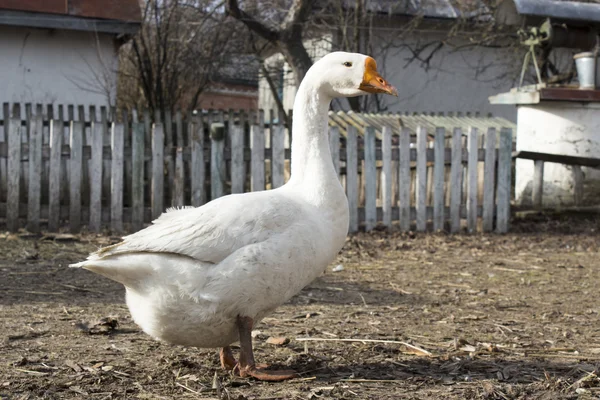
<box><xmin>278</xmin><ymin>32</ymin><xmax>313</xmax><ymax>87</ymax></box>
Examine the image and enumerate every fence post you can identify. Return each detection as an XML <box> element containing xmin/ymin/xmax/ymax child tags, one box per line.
<box><xmin>496</xmin><ymin>128</ymin><xmax>512</xmax><ymax>233</ymax></box>
<box><xmin>482</xmin><ymin>128</ymin><xmax>497</xmax><ymax>232</ymax></box>
<box><xmin>364</xmin><ymin>126</ymin><xmax>377</xmax><ymax>231</ymax></box>
<box><xmin>346</xmin><ymin>126</ymin><xmax>358</xmax><ymax>232</ymax></box>
<box><xmin>399</xmin><ymin>128</ymin><xmax>411</xmax><ymax>231</ymax></box>
<box><xmin>416</xmin><ymin>126</ymin><xmax>427</xmax><ymax>232</ymax></box>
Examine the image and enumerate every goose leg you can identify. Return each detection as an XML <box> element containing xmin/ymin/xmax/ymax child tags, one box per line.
<box><xmin>220</xmin><ymin>346</ymin><xmax>237</xmax><ymax>370</ymax></box>
<box><xmin>236</xmin><ymin>315</ymin><xmax>297</xmax><ymax>381</ymax></box>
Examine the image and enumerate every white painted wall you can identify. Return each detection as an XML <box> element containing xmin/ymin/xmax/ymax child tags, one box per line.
<box><xmin>259</xmin><ymin>29</ymin><xmax>537</xmax><ymax>122</ymax></box>
<box><xmin>515</xmin><ymin>102</ymin><xmax>600</xmax><ymax>207</ymax></box>
<box><xmin>0</xmin><ymin>25</ymin><xmax>118</xmax><ymax>109</ymax></box>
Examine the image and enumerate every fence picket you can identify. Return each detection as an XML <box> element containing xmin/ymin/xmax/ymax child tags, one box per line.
<box><xmin>399</xmin><ymin>128</ymin><xmax>411</xmax><ymax>231</ymax></box>
<box><xmin>88</xmin><ymin>121</ymin><xmax>103</xmax><ymax>232</ymax></box>
<box><xmin>329</xmin><ymin>126</ymin><xmax>340</xmax><ymax>177</ymax></box>
<box><xmin>6</xmin><ymin>119</ymin><xmax>21</xmax><ymax>231</ymax></box>
<box><xmin>111</xmin><ymin>123</ymin><xmax>124</xmax><ymax>233</ymax></box>
<box><xmin>210</xmin><ymin>125</ymin><xmax>225</xmax><ymax>200</ymax></box>
<box><xmin>152</xmin><ymin>123</ymin><xmax>165</xmax><ymax>219</ymax></box>
<box><xmin>346</xmin><ymin>126</ymin><xmax>358</xmax><ymax>232</ymax></box>
<box><xmin>48</xmin><ymin>120</ymin><xmax>62</xmax><ymax>232</ymax></box>
<box><xmin>381</xmin><ymin>126</ymin><xmax>392</xmax><ymax>228</ymax></box>
<box><xmin>271</xmin><ymin>123</ymin><xmax>285</xmax><ymax>188</ymax></box>
<box><xmin>190</xmin><ymin>117</ymin><xmax>205</xmax><ymax>206</ymax></box>
<box><xmin>0</xmin><ymin>108</ymin><xmax>521</xmax><ymax>234</ymax></box>
<box><xmin>433</xmin><ymin>128</ymin><xmax>445</xmax><ymax>231</ymax></box>
<box><xmin>496</xmin><ymin>128</ymin><xmax>512</xmax><ymax>233</ymax></box>
<box><xmin>131</xmin><ymin>122</ymin><xmax>145</xmax><ymax>231</ymax></box>
<box><xmin>364</xmin><ymin>126</ymin><xmax>377</xmax><ymax>231</ymax></box>
<box><xmin>69</xmin><ymin>122</ymin><xmax>83</xmax><ymax>233</ymax></box>
<box><xmin>467</xmin><ymin>127</ymin><xmax>478</xmax><ymax>233</ymax></box>
<box><xmin>230</xmin><ymin>123</ymin><xmax>245</xmax><ymax>194</ymax></box>
<box><xmin>482</xmin><ymin>128</ymin><xmax>497</xmax><ymax>231</ymax></box>
<box><xmin>251</xmin><ymin>124</ymin><xmax>265</xmax><ymax>192</ymax></box>
<box><xmin>416</xmin><ymin>126</ymin><xmax>427</xmax><ymax>232</ymax></box>
<box><xmin>450</xmin><ymin>128</ymin><xmax>463</xmax><ymax>233</ymax></box>
<box><xmin>27</xmin><ymin>117</ymin><xmax>42</xmax><ymax>232</ymax></box>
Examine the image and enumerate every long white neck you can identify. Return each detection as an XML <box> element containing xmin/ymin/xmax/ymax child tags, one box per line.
<box><xmin>287</xmin><ymin>80</ymin><xmax>337</xmax><ymax>192</ymax></box>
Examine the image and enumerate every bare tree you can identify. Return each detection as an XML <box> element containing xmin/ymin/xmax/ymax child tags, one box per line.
<box><xmin>226</xmin><ymin>0</ymin><xmax>314</xmax><ymax>87</ymax></box>
<box><xmin>118</xmin><ymin>0</ymin><xmax>244</xmax><ymax>115</ymax></box>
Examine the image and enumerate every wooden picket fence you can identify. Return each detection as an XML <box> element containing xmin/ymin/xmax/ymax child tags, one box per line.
<box><xmin>0</xmin><ymin>105</ymin><xmax>513</xmax><ymax>234</ymax></box>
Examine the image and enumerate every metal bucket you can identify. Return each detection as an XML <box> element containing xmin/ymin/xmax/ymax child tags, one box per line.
<box><xmin>574</xmin><ymin>52</ymin><xmax>596</xmax><ymax>89</ymax></box>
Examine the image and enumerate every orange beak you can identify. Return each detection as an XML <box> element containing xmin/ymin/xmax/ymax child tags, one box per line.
<box><xmin>359</xmin><ymin>57</ymin><xmax>398</xmax><ymax>96</ymax></box>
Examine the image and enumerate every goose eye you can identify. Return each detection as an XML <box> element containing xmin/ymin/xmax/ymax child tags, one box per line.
<box><xmin>343</xmin><ymin>62</ymin><xmax>353</xmax><ymax>67</ymax></box>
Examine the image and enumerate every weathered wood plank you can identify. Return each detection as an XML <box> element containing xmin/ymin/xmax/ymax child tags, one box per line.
<box><xmin>69</xmin><ymin>122</ymin><xmax>83</xmax><ymax>233</ymax></box>
<box><xmin>190</xmin><ymin>117</ymin><xmax>205</xmax><ymax>206</ymax></box>
<box><xmin>271</xmin><ymin>123</ymin><xmax>285</xmax><ymax>189</ymax></box>
<box><xmin>151</xmin><ymin>123</ymin><xmax>164</xmax><ymax>219</ymax></box>
<box><xmin>329</xmin><ymin>126</ymin><xmax>340</xmax><ymax>177</ymax></box>
<box><xmin>174</xmin><ymin>147</ymin><xmax>185</xmax><ymax>206</ymax></box>
<box><xmin>251</xmin><ymin>124</ymin><xmax>265</xmax><ymax>192</ymax></box>
<box><xmin>131</xmin><ymin>122</ymin><xmax>144</xmax><ymax>231</ymax></box>
<box><xmin>573</xmin><ymin>165</ymin><xmax>584</xmax><ymax>206</ymax></box>
<box><xmin>381</xmin><ymin>126</ymin><xmax>392</xmax><ymax>228</ymax></box>
<box><xmin>230</xmin><ymin>123</ymin><xmax>245</xmax><ymax>194</ymax></box>
<box><xmin>532</xmin><ymin>159</ymin><xmax>544</xmax><ymax>209</ymax></box>
<box><xmin>48</xmin><ymin>120</ymin><xmax>62</xmax><ymax>232</ymax></box>
<box><xmin>433</xmin><ymin>127</ymin><xmax>445</xmax><ymax>231</ymax></box>
<box><xmin>364</xmin><ymin>126</ymin><xmax>377</xmax><ymax>231</ymax></box>
<box><xmin>450</xmin><ymin>128</ymin><xmax>463</xmax><ymax>233</ymax></box>
<box><xmin>415</xmin><ymin>126</ymin><xmax>427</xmax><ymax>232</ymax></box>
<box><xmin>482</xmin><ymin>128</ymin><xmax>497</xmax><ymax>231</ymax></box>
<box><xmin>111</xmin><ymin>123</ymin><xmax>124</xmax><ymax>233</ymax></box>
<box><xmin>6</xmin><ymin>119</ymin><xmax>21</xmax><ymax>231</ymax></box>
<box><xmin>346</xmin><ymin>126</ymin><xmax>359</xmax><ymax>232</ymax></box>
<box><xmin>496</xmin><ymin>128</ymin><xmax>512</xmax><ymax>233</ymax></box>
<box><xmin>513</xmin><ymin>150</ymin><xmax>600</xmax><ymax>168</ymax></box>
<box><xmin>210</xmin><ymin>123</ymin><xmax>225</xmax><ymax>200</ymax></box>
<box><xmin>466</xmin><ymin>127</ymin><xmax>478</xmax><ymax>233</ymax></box>
<box><xmin>399</xmin><ymin>128</ymin><xmax>411</xmax><ymax>231</ymax></box>
<box><xmin>89</xmin><ymin>121</ymin><xmax>103</xmax><ymax>232</ymax></box>
<box><xmin>27</xmin><ymin>117</ymin><xmax>42</xmax><ymax>232</ymax></box>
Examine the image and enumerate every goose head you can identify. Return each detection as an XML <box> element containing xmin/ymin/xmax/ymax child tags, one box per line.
<box><xmin>306</xmin><ymin>51</ymin><xmax>397</xmax><ymax>98</ymax></box>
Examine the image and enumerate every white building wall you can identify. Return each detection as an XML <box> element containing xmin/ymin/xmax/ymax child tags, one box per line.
<box><xmin>259</xmin><ymin>29</ymin><xmax>539</xmax><ymax>122</ymax></box>
<box><xmin>0</xmin><ymin>25</ymin><xmax>118</xmax><ymax>108</ymax></box>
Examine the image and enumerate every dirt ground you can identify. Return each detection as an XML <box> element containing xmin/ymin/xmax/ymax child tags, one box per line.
<box><xmin>1</xmin><ymin>213</ymin><xmax>600</xmax><ymax>400</ymax></box>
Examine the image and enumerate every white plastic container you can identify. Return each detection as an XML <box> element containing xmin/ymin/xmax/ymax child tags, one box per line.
<box><xmin>574</xmin><ymin>52</ymin><xmax>596</xmax><ymax>89</ymax></box>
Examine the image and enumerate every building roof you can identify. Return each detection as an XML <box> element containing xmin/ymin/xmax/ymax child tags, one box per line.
<box><xmin>0</xmin><ymin>0</ymin><xmax>141</xmax><ymax>35</ymax></box>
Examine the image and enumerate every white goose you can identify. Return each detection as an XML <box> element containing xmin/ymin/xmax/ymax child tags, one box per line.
<box><xmin>71</xmin><ymin>52</ymin><xmax>397</xmax><ymax>381</ymax></box>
